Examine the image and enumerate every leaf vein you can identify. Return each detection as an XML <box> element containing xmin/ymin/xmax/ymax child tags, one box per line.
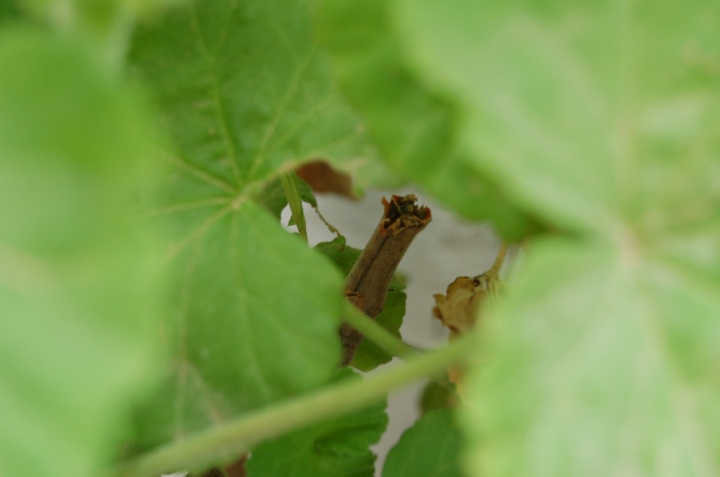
<box><xmin>248</xmin><ymin>48</ymin><xmax>318</xmax><ymax>180</ymax></box>
<box><xmin>168</xmin><ymin>152</ymin><xmax>237</xmax><ymax>194</ymax></box>
<box><xmin>190</xmin><ymin>3</ymin><xmax>244</xmax><ymax>187</ymax></box>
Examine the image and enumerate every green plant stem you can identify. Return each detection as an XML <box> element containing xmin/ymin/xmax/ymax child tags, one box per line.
<box><xmin>343</xmin><ymin>301</ymin><xmax>417</xmax><ymax>359</ymax></box>
<box><xmin>109</xmin><ymin>333</ymin><xmax>477</xmax><ymax>477</ymax></box>
<box><xmin>281</xmin><ymin>172</ymin><xmax>307</xmax><ymax>242</ymax></box>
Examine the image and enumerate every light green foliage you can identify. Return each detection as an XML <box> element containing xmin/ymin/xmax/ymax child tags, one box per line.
<box><xmin>383</xmin><ymin>409</ymin><xmax>462</xmax><ymax>477</ymax></box>
<box><xmin>248</xmin><ymin>369</ymin><xmax>388</xmax><ymax>477</ymax></box>
<box><xmin>20</xmin><ymin>0</ymin><xmax>179</xmax><ymax>29</ymax></box>
<box><xmin>382</xmin><ymin>1</ymin><xmax>720</xmax><ymax>476</ymax></box>
<box><xmin>315</xmin><ymin>237</ymin><xmax>407</xmax><ymax>371</ymax></box>
<box><xmin>464</xmin><ymin>239</ymin><xmax>720</xmax><ymax>477</ymax></box>
<box><xmin>2</xmin><ymin>0</ymin><xmax>718</xmax><ymax>475</ymax></box>
<box><xmin>126</xmin><ymin>0</ymin><xmax>386</xmax><ymax>448</ymax></box>
<box><xmin>394</xmin><ymin>0</ymin><xmax>720</xmax><ymax>235</ymax></box>
<box><xmin>0</xmin><ymin>28</ymin><xmax>162</xmax><ymax>477</ymax></box>
<box><xmin>315</xmin><ymin>0</ymin><xmax>533</xmax><ymax>239</ymax></box>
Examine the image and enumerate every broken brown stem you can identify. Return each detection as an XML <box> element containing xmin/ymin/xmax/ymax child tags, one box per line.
<box><xmin>340</xmin><ymin>194</ymin><xmax>431</xmax><ymax>365</ymax></box>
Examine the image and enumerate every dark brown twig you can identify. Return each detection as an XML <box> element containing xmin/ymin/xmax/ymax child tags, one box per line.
<box><xmin>340</xmin><ymin>194</ymin><xmax>431</xmax><ymax>365</ymax></box>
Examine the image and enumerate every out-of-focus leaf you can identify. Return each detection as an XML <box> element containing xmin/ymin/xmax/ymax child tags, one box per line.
<box><xmin>463</xmin><ymin>238</ymin><xmax>720</xmax><ymax>477</ymax></box>
<box><xmin>0</xmin><ymin>0</ymin><xmax>21</xmax><ymax>23</ymax></box>
<box><xmin>315</xmin><ymin>237</ymin><xmax>406</xmax><ymax>371</ymax></box>
<box><xmin>248</xmin><ymin>369</ymin><xmax>388</xmax><ymax>477</ymax></box>
<box><xmin>0</xmin><ymin>28</ymin><xmax>162</xmax><ymax>477</ymax></box>
<box><xmin>127</xmin><ymin>0</ymin><xmax>382</xmax><ymax>452</ymax></box>
<box><xmin>419</xmin><ymin>380</ymin><xmax>457</xmax><ymax>414</ymax></box>
<box><xmin>21</xmin><ymin>0</ymin><xmax>180</xmax><ymax>32</ymax></box>
<box><xmin>394</xmin><ymin>0</ymin><xmax>720</xmax><ymax>234</ymax></box>
<box><xmin>315</xmin><ymin>0</ymin><xmax>533</xmax><ymax>239</ymax></box>
<box><xmin>383</xmin><ymin>409</ymin><xmax>462</xmax><ymax>477</ymax></box>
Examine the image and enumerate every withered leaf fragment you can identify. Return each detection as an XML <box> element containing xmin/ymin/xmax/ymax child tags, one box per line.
<box><xmin>433</xmin><ymin>277</ymin><xmax>488</xmax><ymax>339</ymax></box>
<box><xmin>296</xmin><ymin>160</ymin><xmax>357</xmax><ymax>199</ymax></box>
<box><xmin>432</xmin><ymin>245</ymin><xmax>507</xmax><ymax>392</ymax></box>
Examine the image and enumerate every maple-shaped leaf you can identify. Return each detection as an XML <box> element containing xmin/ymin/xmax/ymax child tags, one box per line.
<box><xmin>127</xmin><ymin>0</ymin><xmax>383</xmax><ymax>453</ymax></box>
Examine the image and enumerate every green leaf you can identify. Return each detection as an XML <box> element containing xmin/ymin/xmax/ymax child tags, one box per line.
<box><xmin>125</xmin><ymin>0</ymin><xmax>390</xmax><ymax>451</ymax></box>
<box><xmin>21</xmin><ymin>0</ymin><xmax>178</xmax><ymax>28</ymax></box>
<box><xmin>315</xmin><ymin>237</ymin><xmax>406</xmax><ymax>371</ymax></box>
<box><xmin>0</xmin><ymin>0</ymin><xmax>21</xmax><ymax>23</ymax></box>
<box><xmin>248</xmin><ymin>369</ymin><xmax>388</xmax><ymax>477</ymax></box>
<box><xmin>130</xmin><ymin>0</ymin><xmax>386</xmax><ymax>195</ymax></box>
<box><xmin>0</xmin><ymin>28</ymin><xmax>162</xmax><ymax>477</ymax></box>
<box><xmin>315</xmin><ymin>0</ymin><xmax>533</xmax><ymax>239</ymax></box>
<box><xmin>130</xmin><ymin>200</ymin><xmax>346</xmax><ymax>451</ymax></box>
<box><xmin>394</xmin><ymin>0</ymin><xmax>720</xmax><ymax>234</ymax></box>
<box><xmin>462</xmin><ymin>237</ymin><xmax>720</xmax><ymax>477</ymax></box>
<box><xmin>419</xmin><ymin>380</ymin><xmax>458</xmax><ymax>414</ymax></box>
<box><xmin>383</xmin><ymin>409</ymin><xmax>463</xmax><ymax>477</ymax></box>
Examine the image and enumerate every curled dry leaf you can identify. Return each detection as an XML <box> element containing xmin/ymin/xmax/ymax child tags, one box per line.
<box><xmin>433</xmin><ymin>276</ymin><xmax>490</xmax><ymax>392</ymax></box>
<box><xmin>433</xmin><ymin>245</ymin><xmax>507</xmax><ymax>395</ymax></box>
<box><xmin>296</xmin><ymin>160</ymin><xmax>357</xmax><ymax>199</ymax></box>
<box><xmin>432</xmin><ymin>277</ymin><xmax>487</xmax><ymax>339</ymax></box>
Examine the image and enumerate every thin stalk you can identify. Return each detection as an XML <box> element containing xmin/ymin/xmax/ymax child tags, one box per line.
<box><xmin>342</xmin><ymin>302</ymin><xmax>417</xmax><ymax>359</ymax></box>
<box><xmin>489</xmin><ymin>243</ymin><xmax>508</xmax><ymax>276</ymax></box>
<box><xmin>108</xmin><ymin>333</ymin><xmax>477</xmax><ymax>477</ymax></box>
<box><xmin>281</xmin><ymin>172</ymin><xmax>307</xmax><ymax>242</ymax></box>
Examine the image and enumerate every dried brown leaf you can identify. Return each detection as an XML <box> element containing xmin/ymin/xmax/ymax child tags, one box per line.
<box><xmin>433</xmin><ymin>277</ymin><xmax>487</xmax><ymax>338</ymax></box>
<box><xmin>296</xmin><ymin>160</ymin><xmax>356</xmax><ymax>199</ymax></box>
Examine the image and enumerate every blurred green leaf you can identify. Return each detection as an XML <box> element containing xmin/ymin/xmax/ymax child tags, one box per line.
<box><xmin>21</xmin><ymin>0</ymin><xmax>181</xmax><ymax>30</ymax></box>
<box><xmin>385</xmin><ymin>3</ymin><xmax>720</xmax><ymax>475</ymax></box>
<box><xmin>248</xmin><ymin>369</ymin><xmax>388</xmax><ymax>477</ymax></box>
<box><xmin>315</xmin><ymin>236</ymin><xmax>406</xmax><ymax>371</ymax></box>
<box><xmin>419</xmin><ymin>380</ymin><xmax>458</xmax><ymax>414</ymax></box>
<box><xmin>0</xmin><ymin>28</ymin><xmax>163</xmax><ymax>477</ymax></box>
<box><xmin>315</xmin><ymin>0</ymin><xmax>533</xmax><ymax>239</ymax></box>
<box><xmin>383</xmin><ymin>409</ymin><xmax>463</xmax><ymax>477</ymax></box>
<box><xmin>0</xmin><ymin>0</ymin><xmax>22</xmax><ymax>23</ymax></box>
<box><xmin>463</xmin><ymin>238</ymin><xmax>720</xmax><ymax>477</ymax></box>
<box><xmin>127</xmin><ymin>0</ymin><xmax>387</xmax><ymax>451</ymax></box>
<box><xmin>394</xmin><ymin>0</ymin><xmax>720</xmax><ymax>234</ymax></box>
